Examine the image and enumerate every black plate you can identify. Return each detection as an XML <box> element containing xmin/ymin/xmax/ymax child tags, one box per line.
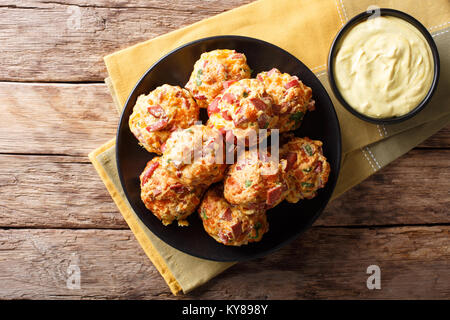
<box><xmin>116</xmin><ymin>35</ymin><xmax>342</xmax><ymax>262</ymax></box>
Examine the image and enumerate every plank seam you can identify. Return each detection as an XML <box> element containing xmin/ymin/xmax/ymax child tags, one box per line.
<box><xmin>1</xmin><ymin>223</ymin><xmax>449</xmax><ymax>231</ymax></box>
<box><xmin>1</xmin><ymin>2</ymin><xmax>212</xmax><ymax>13</ymax></box>
<box><xmin>315</xmin><ymin>223</ymin><xmax>450</xmax><ymax>229</ymax></box>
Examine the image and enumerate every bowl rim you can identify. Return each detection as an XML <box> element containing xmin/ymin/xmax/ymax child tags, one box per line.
<box><xmin>116</xmin><ymin>35</ymin><xmax>342</xmax><ymax>261</ymax></box>
<box><xmin>327</xmin><ymin>8</ymin><xmax>441</xmax><ymax>125</ymax></box>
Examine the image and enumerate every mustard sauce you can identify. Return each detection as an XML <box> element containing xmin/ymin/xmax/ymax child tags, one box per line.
<box><xmin>334</xmin><ymin>16</ymin><xmax>434</xmax><ymax>118</ymax></box>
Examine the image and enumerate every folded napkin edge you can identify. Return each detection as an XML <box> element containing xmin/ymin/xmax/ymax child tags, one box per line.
<box><xmin>88</xmin><ymin>139</ymin><xmax>183</xmax><ymax>295</ymax></box>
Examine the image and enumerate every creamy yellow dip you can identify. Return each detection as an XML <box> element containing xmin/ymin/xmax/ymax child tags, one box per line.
<box><xmin>334</xmin><ymin>16</ymin><xmax>434</xmax><ymax>118</ymax></box>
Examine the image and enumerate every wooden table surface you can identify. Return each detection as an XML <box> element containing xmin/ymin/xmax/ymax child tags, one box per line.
<box><xmin>0</xmin><ymin>0</ymin><xmax>449</xmax><ymax>300</ymax></box>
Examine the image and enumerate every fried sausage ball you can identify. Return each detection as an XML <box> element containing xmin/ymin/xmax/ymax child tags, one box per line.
<box><xmin>140</xmin><ymin>157</ymin><xmax>205</xmax><ymax>226</ymax></box>
<box><xmin>223</xmin><ymin>150</ymin><xmax>289</xmax><ymax>210</ymax></box>
<box><xmin>129</xmin><ymin>84</ymin><xmax>200</xmax><ymax>154</ymax></box>
<box><xmin>257</xmin><ymin>68</ymin><xmax>315</xmax><ymax>132</ymax></box>
<box><xmin>185</xmin><ymin>49</ymin><xmax>252</xmax><ymax>108</ymax></box>
<box><xmin>161</xmin><ymin>124</ymin><xmax>227</xmax><ymax>187</ymax></box>
<box><xmin>280</xmin><ymin>137</ymin><xmax>330</xmax><ymax>202</ymax></box>
<box><xmin>198</xmin><ymin>185</ymin><xmax>269</xmax><ymax>246</ymax></box>
<box><xmin>206</xmin><ymin>79</ymin><xmax>278</xmax><ymax>145</ymax></box>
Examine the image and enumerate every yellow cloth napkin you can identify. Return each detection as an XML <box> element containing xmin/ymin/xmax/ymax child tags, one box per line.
<box><xmin>89</xmin><ymin>0</ymin><xmax>450</xmax><ymax>294</ymax></box>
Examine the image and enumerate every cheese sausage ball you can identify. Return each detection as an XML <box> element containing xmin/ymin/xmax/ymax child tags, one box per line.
<box><xmin>129</xmin><ymin>84</ymin><xmax>199</xmax><ymax>154</ymax></box>
<box><xmin>185</xmin><ymin>49</ymin><xmax>252</xmax><ymax>108</ymax></box>
<box><xmin>224</xmin><ymin>150</ymin><xmax>289</xmax><ymax>210</ymax></box>
<box><xmin>257</xmin><ymin>68</ymin><xmax>315</xmax><ymax>132</ymax></box>
<box><xmin>140</xmin><ymin>157</ymin><xmax>205</xmax><ymax>226</ymax></box>
<box><xmin>280</xmin><ymin>137</ymin><xmax>330</xmax><ymax>202</ymax></box>
<box><xmin>199</xmin><ymin>185</ymin><xmax>269</xmax><ymax>246</ymax></box>
<box><xmin>207</xmin><ymin>79</ymin><xmax>277</xmax><ymax>145</ymax></box>
<box><xmin>161</xmin><ymin>125</ymin><xmax>227</xmax><ymax>187</ymax></box>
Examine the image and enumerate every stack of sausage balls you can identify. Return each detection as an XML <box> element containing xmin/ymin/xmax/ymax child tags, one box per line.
<box><xmin>129</xmin><ymin>49</ymin><xmax>330</xmax><ymax>246</ymax></box>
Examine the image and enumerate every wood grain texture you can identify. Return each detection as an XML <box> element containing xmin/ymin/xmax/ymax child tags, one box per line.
<box><xmin>417</xmin><ymin>125</ymin><xmax>450</xmax><ymax>148</ymax></box>
<box><xmin>0</xmin><ymin>0</ymin><xmax>253</xmax><ymax>82</ymax></box>
<box><xmin>0</xmin><ymin>0</ymin><xmax>448</xmax><ymax>300</ymax></box>
<box><xmin>319</xmin><ymin>149</ymin><xmax>450</xmax><ymax>226</ymax></box>
<box><xmin>0</xmin><ymin>82</ymin><xmax>117</xmax><ymax>156</ymax></box>
<box><xmin>0</xmin><ymin>227</ymin><xmax>448</xmax><ymax>299</ymax></box>
<box><xmin>0</xmin><ymin>150</ymin><xmax>448</xmax><ymax>229</ymax></box>
<box><xmin>0</xmin><ymin>154</ymin><xmax>126</xmax><ymax>229</ymax></box>
<box><xmin>199</xmin><ymin>226</ymin><xmax>450</xmax><ymax>300</ymax></box>
<box><xmin>0</xmin><ymin>82</ymin><xmax>448</xmax><ymax>157</ymax></box>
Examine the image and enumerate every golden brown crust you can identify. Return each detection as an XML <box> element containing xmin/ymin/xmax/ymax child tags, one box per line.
<box><xmin>223</xmin><ymin>150</ymin><xmax>289</xmax><ymax>211</ymax></box>
<box><xmin>129</xmin><ymin>84</ymin><xmax>199</xmax><ymax>154</ymax></box>
<box><xmin>206</xmin><ymin>79</ymin><xmax>277</xmax><ymax>146</ymax></box>
<box><xmin>140</xmin><ymin>157</ymin><xmax>205</xmax><ymax>226</ymax></box>
<box><xmin>161</xmin><ymin>125</ymin><xmax>227</xmax><ymax>187</ymax></box>
<box><xmin>280</xmin><ymin>137</ymin><xmax>330</xmax><ymax>202</ymax></box>
<box><xmin>185</xmin><ymin>49</ymin><xmax>252</xmax><ymax>108</ymax></box>
<box><xmin>198</xmin><ymin>185</ymin><xmax>268</xmax><ymax>246</ymax></box>
<box><xmin>257</xmin><ymin>68</ymin><xmax>314</xmax><ymax>132</ymax></box>
<box><xmin>133</xmin><ymin>56</ymin><xmax>330</xmax><ymax>244</ymax></box>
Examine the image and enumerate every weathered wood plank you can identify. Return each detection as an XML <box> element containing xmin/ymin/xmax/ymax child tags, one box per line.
<box><xmin>318</xmin><ymin>149</ymin><xmax>450</xmax><ymax>227</ymax></box>
<box><xmin>418</xmin><ymin>125</ymin><xmax>450</xmax><ymax>149</ymax></box>
<box><xmin>199</xmin><ymin>226</ymin><xmax>450</xmax><ymax>299</ymax></box>
<box><xmin>0</xmin><ymin>227</ymin><xmax>448</xmax><ymax>299</ymax></box>
<box><xmin>0</xmin><ymin>154</ymin><xmax>126</xmax><ymax>229</ymax></box>
<box><xmin>0</xmin><ymin>0</ymin><xmax>447</xmax><ymax>301</ymax></box>
<box><xmin>1</xmin><ymin>83</ymin><xmax>448</xmax><ymax>157</ymax></box>
<box><xmin>0</xmin><ymin>150</ymin><xmax>448</xmax><ymax>229</ymax></box>
<box><xmin>0</xmin><ymin>82</ymin><xmax>118</xmax><ymax>156</ymax></box>
<box><xmin>0</xmin><ymin>0</ymin><xmax>253</xmax><ymax>81</ymax></box>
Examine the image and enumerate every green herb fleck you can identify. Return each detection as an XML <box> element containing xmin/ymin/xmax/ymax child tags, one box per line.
<box><xmin>201</xmin><ymin>208</ymin><xmax>208</xmax><ymax>220</ymax></box>
<box><xmin>301</xmin><ymin>182</ymin><xmax>315</xmax><ymax>189</ymax></box>
<box><xmin>186</xmin><ymin>128</ymin><xmax>193</xmax><ymax>133</ymax></box>
<box><xmin>303</xmin><ymin>167</ymin><xmax>312</xmax><ymax>173</ymax></box>
<box><xmin>245</xmin><ymin>180</ymin><xmax>253</xmax><ymax>188</ymax></box>
<box><xmin>249</xmin><ymin>68</ymin><xmax>254</xmax><ymax>74</ymax></box>
<box><xmin>196</xmin><ymin>69</ymin><xmax>203</xmax><ymax>86</ymax></box>
<box><xmin>303</xmin><ymin>144</ymin><xmax>313</xmax><ymax>156</ymax></box>
<box><xmin>289</xmin><ymin>111</ymin><xmax>304</xmax><ymax>126</ymax></box>
<box><xmin>243</xmin><ymin>91</ymin><xmax>249</xmax><ymax>98</ymax></box>
<box><xmin>166</xmin><ymin>158</ymin><xmax>172</xmax><ymax>164</ymax></box>
<box><xmin>250</xmin><ymin>222</ymin><xmax>262</xmax><ymax>239</ymax></box>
